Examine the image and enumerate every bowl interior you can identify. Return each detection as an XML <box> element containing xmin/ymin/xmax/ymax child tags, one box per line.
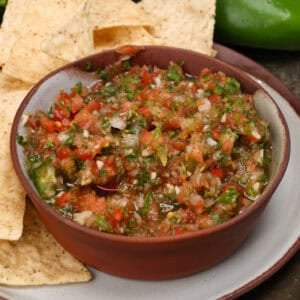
<box><xmin>12</xmin><ymin>46</ymin><xmax>290</xmax><ymax>236</ymax></box>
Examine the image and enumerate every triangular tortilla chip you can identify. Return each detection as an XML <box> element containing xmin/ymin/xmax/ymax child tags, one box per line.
<box><xmin>0</xmin><ymin>74</ymin><xmax>30</xmax><ymax>240</ymax></box>
<box><xmin>0</xmin><ymin>201</ymin><xmax>92</xmax><ymax>286</ymax></box>
<box><xmin>139</xmin><ymin>0</ymin><xmax>216</xmax><ymax>56</ymax></box>
<box><xmin>41</xmin><ymin>0</ymin><xmax>157</xmax><ymax>62</ymax></box>
<box><xmin>2</xmin><ymin>0</ymin><xmax>84</xmax><ymax>83</ymax></box>
<box><xmin>0</xmin><ymin>0</ymin><xmax>27</xmax><ymax>66</ymax></box>
<box><xmin>93</xmin><ymin>26</ymin><xmax>157</xmax><ymax>52</ymax></box>
<box><xmin>40</xmin><ymin>2</ymin><xmax>94</xmax><ymax>63</ymax></box>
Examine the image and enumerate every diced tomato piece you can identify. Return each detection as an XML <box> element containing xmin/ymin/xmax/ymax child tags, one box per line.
<box><xmin>222</xmin><ymin>138</ymin><xmax>234</xmax><ymax>154</ymax></box>
<box><xmin>191</xmin><ymin>148</ymin><xmax>203</xmax><ymax>163</ymax></box>
<box><xmin>137</xmin><ymin>106</ymin><xmax>152</xmax><ymax>120</ymax></box>
<box><xmin>162</xmin><ymin>99</ymin><xmax>172</xmax><ymax>109</ymax></box>
<box><xmin>115</xmin><ymin>45</ymin><xmax>142</xmax><ymax>56</ymax></box>
<box><xmin>73</xmin><ymin>109</ymin><xmax>96</xmax><ymax>130</ymax></box>
<box><xmin>90</xmin><ymin>82</ymin><xmax>102</xmax><ymax>92</ymax></box>
<box><xmin>141</xmin><ymin>69</ymin><xmax>154</xmax><ymax>86</ymax></box>
<box><xmin>194</xmin><ymin>201</ymin><xmax>204</xmax><ymax>213</ymax></box>
<box><xmin>57</xmin><ymin>147</ymin><xmax>72</xmax><ymax>159</ymax></box>
<box><xmin>247</xmin><ymin>134</ymin><xmax>260</xmax><ymax>144</ymax></box>
<box><xmin>71</xmin><ymin>94</ymin><xmax>84</xmax><ymax>113</ymax></box>
<box><xmin>120</xmin><ymin>101</ymin><xmax>133</xmax><ymax>112</ymax></box>
<box><xmin>139</xmin><ymin>89</ymin><xmax>149</xmax><ymax>101</ymax></box>
<box><xmin>61</xmin><ymin>118</ymin><xmax>71</xmax><ymax>130</ymax></box>
<box><xmin>56</xmin><ymin>92</ymin><xmax>72</xmax><ymax>107</ymax></box>
<box><xmin>201</xmin><ymin>68</ymin><xmax>213</xmax><ymax>77</ymax></box>
<box><xmin>80</xmin><ymin>195</ymin><xmax>106</xmax><ymax>213</ymax></box>
<box><xmin>128</xmin><ymin>66</ymin><xmax>139</xmax><ymax>75</ymax></box>
<box><xmin>112</xmin><ymin>208</ymin><xmax>123</xmax><ymax>222</ymax></box>
<box><xmin>56</xmin><ymin>192</ymin><xmax>72</xmax><ymax>208</ymax></box>
<box><xmin>46</xmin><ymin>133</ymin><xmax>59</xmax><ymax>145</ymax></box>
<box><xmin>174</xmin><ymin>226</ymin><xmax>185</xmax><ymax>235</ymax></box>
<box><xmin>239</xmin><ymin>196</ymin><xmax>252</xmax><ymax>209</ymax></box>
<box><xmin>171</xmin><ymin>141</ymin><xmax>186</xmax><ymax>151</ymax></box>
<box><xmin>27</xmin><ymin>115</ymin><xmax>37</xmax><ymax>129</ymax></box>
<box><xmin>146</xmin><ymin>88</ymin><xmax>160</xmax><ymax>101</ymax></box>
<box><xmin>164</xmin><ymin>117</ymin><xmax>181</xmax><ymax>130</ymax></box>
<box><xmin>90</xmin><ymin>161</ymin><xmax>98</xmax><ymax>177</ymax></box>
<box><xmin>191</xmin><ymin>84</ymin><xmax>198</xmax><ymax>93</ymax></box>
<box><xmin>209</xmin><ymin>94</ymin><xmax>222</xmax><ymax>103</ymax></box>
<box><xmin>39</xmin><ymin>116</ymin><xmax>57</xmax><ymax>133</ymax></box>
<box><xmin>53</xmin><ymin>106</ymin><xmax>70</xmax><ymax>121</ymax></box>
<box><xmin>139</xmin><ymin>129</ymin><xmax>154</xmax><ymax>145</ymax></box>
<box><xmin>156</xmin><ymin>222</ymin><xmax>171</xmax><ymax>236</ymax></box>
<box><xmin>86</xmin><ymin>101</ymin><xmax>102</xmax><ymax>112</ymax></box>
<box><xmin>210</xmin><ymin>168</ymin><xmax>224</xmax><ymax>179</ymax></box>
<box><xmin>102</xmin><ymin>157</ymin><xmax>118</xmax><ymax>177</ymax></box>
<box><xmin>105</xmin><ymin>155</ymin><xmax>115</xmax><ymax>166</ymax></box>
<box><xmin>211</xmin><ymin>127</ymin><xmax>221</xmax><ymax>140</ymax></box>
<box><xmin>74</xmin><ymin>148</ymin><xmax>94</xmax><ymax>160</ymax></box>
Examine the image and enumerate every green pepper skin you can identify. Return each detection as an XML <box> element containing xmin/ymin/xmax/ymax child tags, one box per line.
<box><xmin>215</xmin><ymin>0</ymin><xmax>300</xmax><ymax>50</ymax></box>
<box><xmin>31</xmin><ymin>162</ymin><xmax>57</xmax><ymax>199</ymax></box>
<box><xmin>0</xmin><ymin>0</ymin><xmax>7</xmax><ymax>24</ymax></box>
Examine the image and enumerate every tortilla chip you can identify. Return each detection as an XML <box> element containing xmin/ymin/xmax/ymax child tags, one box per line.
<box><xmin>1</xmin><ymin>0</ymin><xmax>84</xmax><ymax>83</ymax></box>
<box><xmin>0</xmin><ymin>75</ymin><xmax>30</xmax><ymax>240</ymax></box>
<box><xmin>0</xmin><ymin>72</ymin><xmax>32</xmax><ymax>91</ymax></box>
<box><xmin>94</xmin><ymin>26</ymin><xmax>157</xmax><ymax>52</ymax></box>
<box><xmin>41</xmin><ymin>0</ymin><xmax>157</xmax><ymax>62</ymax></box>
<box><xmin>87</xmin><ymin>0</ymin><xmax>155</xmax><ymax>29</ymax></box>
<box><xmin>40</xmin><ymin>2</ymin><xmax>94</xmax><ymax>63</ymax></box>
<box><xmin>0</xmin><ymin>0</ymin><xmax>27</xmax><ymax>66</ymax></box>
<box><xmin>139</xmin><ymin>0</ymin><xmax>216</xmax><ymax>56</ymax></box>
<box><xmin>0</xmin><ymin>201</ymin><xmax>92</xmax><ymax>286</ymax></box>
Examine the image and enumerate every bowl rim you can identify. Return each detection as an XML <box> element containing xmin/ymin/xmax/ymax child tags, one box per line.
<box><xmin>10</xmin><ymin>45</ymin><xmax>291</xmax><ymax>244</ymax></box>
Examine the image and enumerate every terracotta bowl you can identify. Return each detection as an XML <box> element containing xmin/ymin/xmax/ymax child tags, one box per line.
<box><xmin>11</xmin><ymin>46</ymin><xmax>290</xmax><ymax>280</ymax></box>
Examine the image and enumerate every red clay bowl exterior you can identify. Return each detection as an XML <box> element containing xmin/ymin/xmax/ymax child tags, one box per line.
<box><xmin>10</xmin><ymin>46</ymin><xmax>290</xmax><ymax>280</ymax></box>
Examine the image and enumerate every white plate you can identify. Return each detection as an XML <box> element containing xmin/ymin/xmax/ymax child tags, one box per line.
<box><xmin>1</xmin><ymin>78</ymin><xmax>299</xmax><ymax>300</ymax></box>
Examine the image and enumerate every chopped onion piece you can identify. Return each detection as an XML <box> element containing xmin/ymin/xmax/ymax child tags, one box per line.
<box><xmin>202</xmin><ymin>124</ymin><xmax>210</xmax><ymax>132</ymax></box>
<box><xmin>198</xmin><ymin>98</ymin><xmax>211</xmax><ymax>112</ymax></box>
<box><xmin>110</xmin><ymin>116</ymin><xmax>126</xmax><ymax>130</ymax></box>
<box><xmin>154</xmin><ymin>76</ymin><xmax>161</xmax><ymax>87</ymax></box>
<box><xmin>83</xmin><ymin>129</ymin><xmax>89</xmax><ymax>138</ymax></box>
<box><xmin>20</xmin><ymin>113</ymin><xmax>29</xmax><ymax>126</ymax></box>
<box><xmin>151</xmin><ymin>172</ymin><xmax>157</xmax><ymax>180</ymax></box>
<box><xmin>251</xmin><ymin>130</ymin><xmax>261</xmax><ymax>140</ymax></box>
<box><xmin>207</xmin><ymin>137</ymin><xmax>217</xmax><ymax>146</ymax></box>
<box><xmin>196</xmin><ymin>89</ymin><xmax>204</xmax><ymax>99</ymax></box>
<box><xmin>58</xmin><ymin>132</ymin><xmax>69</xmax><ymax>143</ymax></box>
<box><xmin>73</xmin><ymin>211</ymin><xmax>93</xmax><ymax>226</ymax></box>
<box><xmin>123</xmin><ymin>133</ymin><xmax>138</xmax><ymax>147</ymax></box>
<box><xmin>96</xmin><ymin>160</ymin><xmax>104</xmax><ymax>170</ymax></box>
<box><xmin>220</xmin><ymin>113</ymin><xmax>227</xmax><ymax>123</ymax></box>
<box><xmin>174</xmin><ymin>95</ymin><xmax>185</xmax><ymax>103</ymax></box>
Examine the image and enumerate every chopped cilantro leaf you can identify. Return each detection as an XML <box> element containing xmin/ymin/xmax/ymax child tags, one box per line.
<box><xmin>99</xmin><ymin>169</ymin><xmax>108</xmax><ymax>177</ymax></box>
<box><xmin>139</xmin><ymin>193</ymin><xmax>152</xmax><ymax>216</ymax></box>
<box><xmin>75</xmin><ymin>82</ymin><xmax>82</xmax><ymax>94</ymax></box>
<box><xmin>122</xmin><ymin>59</ymin><xmax>131</xmax><ymax>70</ymax></box>
<box><xmin>97</xmin><ymin>69</ymin><xmax>108</xmax><ymax>81</ymax></box>
<box><xmin>17</xmin><ymin>134</ymin><xmax>27</xmax><ymax>145</ymax></box>
<box><xmin>167</xmin><ymin>65</ymin><xmax>182</xmax><ymax>83</ymax></box>
<box><xmin>99</xmin><ymin>85</ymin><xmax>117</xmax><ymax>98</ymax></box>
<box><xmin>85</xmin><ymin>61</ymin><xmax>93</xmax><ymax>72</ymax></box>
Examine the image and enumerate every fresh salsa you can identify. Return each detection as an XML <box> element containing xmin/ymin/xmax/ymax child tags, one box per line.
<box><xmin>19</xmin><ymin>59</ymin><xmax>272</xmax><ymax>237</ymax></box>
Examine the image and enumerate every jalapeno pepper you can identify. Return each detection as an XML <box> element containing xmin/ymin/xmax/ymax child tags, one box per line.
<box><xmin>215</xmin><ymin>0</ymin><xmax>300</xmax><ymax>50</ymax></box>
<box><xmin>0</xmin><ymin>0</ymin><xmax>7</xmax><ymax>24</ymax></box>
<box><xmin>31</xmin><ymin>162</ymin><xmax>57</xmax><ymax>199</ymax></box>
